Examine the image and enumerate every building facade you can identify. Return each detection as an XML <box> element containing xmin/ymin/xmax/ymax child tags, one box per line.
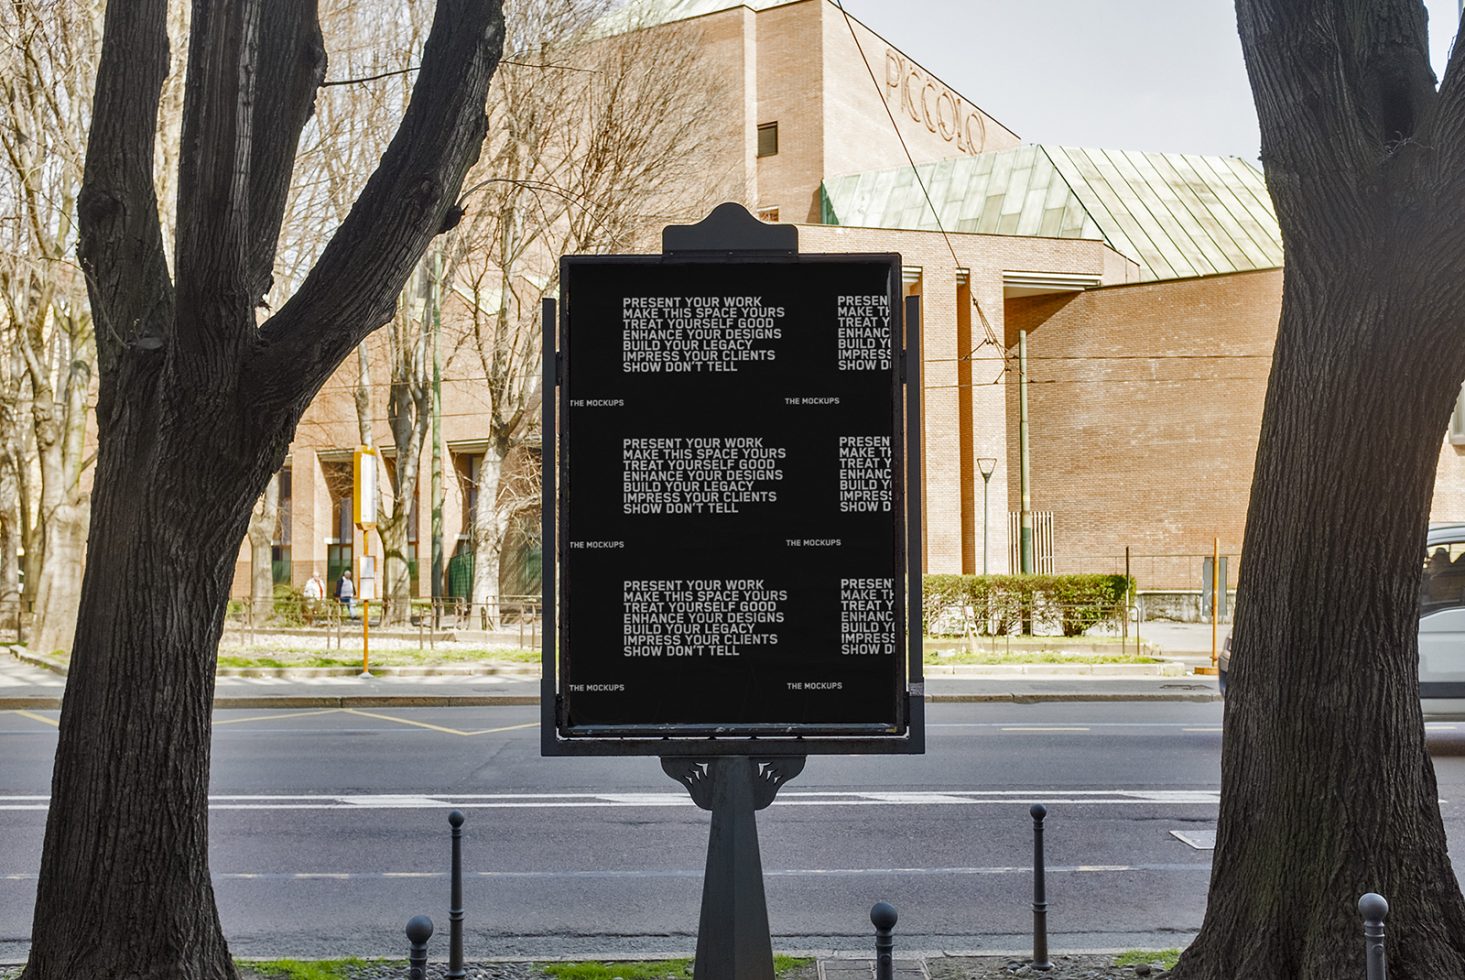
<box><xmin>235</xmin><ymin>0</ymin><xmax>1465</xmax><ymax>604</ymax></box>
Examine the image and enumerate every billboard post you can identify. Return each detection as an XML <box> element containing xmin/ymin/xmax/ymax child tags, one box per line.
<box><xmin>544</xmin><ymin>204</ymin><xmax>923</xmax><ymax>979</ymax></box>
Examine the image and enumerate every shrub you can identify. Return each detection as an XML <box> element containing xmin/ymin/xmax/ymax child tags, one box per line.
<box><xmin>923</xmin><ymin>573</ymin><xmax>1134</xmax><ymax>636</ymax></box>
<box><xmin>271</xmin><ymin>583</ymin><xmax>306</xmax><ymax>626</ymax></box>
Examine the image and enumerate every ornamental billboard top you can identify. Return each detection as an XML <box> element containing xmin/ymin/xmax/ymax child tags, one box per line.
<box><xmin>541</xmin><ymin>204</ymin><xmax>924</xmax><ymax>757</ymax></box>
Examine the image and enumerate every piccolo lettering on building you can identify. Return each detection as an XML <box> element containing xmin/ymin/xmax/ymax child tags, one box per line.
<box><xmin>884</xmin><ymin>49</ymin><xmax>988</xmax><ymax>154</ymax></box>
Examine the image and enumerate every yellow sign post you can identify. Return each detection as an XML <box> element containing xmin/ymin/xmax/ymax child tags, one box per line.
<box><xmin>353</xmin><ymin>446</ymin><xmax>379</xmax><ymax>677</ymax></box>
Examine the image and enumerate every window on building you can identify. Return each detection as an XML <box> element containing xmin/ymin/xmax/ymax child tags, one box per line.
<box><xmin>756</xmin><ymin>207</ymin><xmax>780</xmax><ymax>223</ymax></box>
<box><xmin>757</xmin><ymin>122</ymin><xmax>778</xmax><ymax>158</ymax></box>
<box><xmin>327</xmin><ymin>542</ymin><xmax>353</xmax><ymax>592</ymax></box>
<box><xmin>273</xmin><ymin>466</ymin><xmax>293</xmax><ymax>585</ymax></box>
<box><xmin>271</xmin><ymin>545</ymin><xmax>292</xmax><ymax>586</ymax></box>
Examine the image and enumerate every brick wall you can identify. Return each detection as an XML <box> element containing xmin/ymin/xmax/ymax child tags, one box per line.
<box><xmin>802</xmin><ymin>223</ymin><xmax>1121</xmax><ymax>575</ymax></box>
<box><xmin>1004</xmin><ymin>269</ymin><xmax>1282</xmax><ymax>589</ymax></box>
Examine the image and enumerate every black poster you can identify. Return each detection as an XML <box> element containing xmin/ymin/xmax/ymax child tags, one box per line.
<box><xmin>557</xmin><ymin>256</ymin><xmax>907</xmax><ymax>736</ymax></box>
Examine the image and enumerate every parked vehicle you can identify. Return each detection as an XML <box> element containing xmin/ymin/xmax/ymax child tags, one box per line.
<box><xmin>1220</xmin><ymin>523</ymin><xmax>1465</xmax><ymax>718</ymax></box>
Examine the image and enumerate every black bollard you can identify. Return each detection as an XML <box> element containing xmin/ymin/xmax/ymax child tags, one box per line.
<box><xmin>1359</xmin><ymin>893</ymin><xmax>1389</xmax><ymax>980</ymax></box>
<box><xmin>871</xmin><ymin>901</ymin><xmax>898</xmax><ymax>980</ymax></box>
<box><xmin>1030</xmin><ymin>803</ymin><xmax>1052</xmax><ymax>971</ymax></box>
<box><xmin>406</xmin><ymin>914</ymin><xmax>434</xmax><ymax>980</ymax></box>
<box><xmin>447</xmin><ymin>810</ymin><xmax>465</xmax><ymax>979</ymax></box>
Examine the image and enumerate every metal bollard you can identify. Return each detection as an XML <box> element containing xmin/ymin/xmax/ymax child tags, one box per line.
<box><xmin>447</xmin><ymin>810</ymin><xmax>465</xmax><ymax>979</ymax></box>
<box><xmin>1031</xmin><ymin>803</ymin><xmax>1052</xmax><ymax>971</ymax></box>
<box><xmin>406</xmin><ymin>914</ymin><xmax>434</xmax><ymax>980</ymax></box>
<box><xmin>1360</xmin><ymin>893</ymin><xmax>1389</xmax><ymax>980</ymax></box>
<box><xmin>871</xmin><ymin>901</ymin><xmax>898</xmax><ymax>980</ymax></box>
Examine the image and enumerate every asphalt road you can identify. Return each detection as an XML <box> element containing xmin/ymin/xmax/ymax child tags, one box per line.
<box><xmin>3</xmin><ymin>702</ymin><xmax>1465</xmax><ymax>960</ymax></box>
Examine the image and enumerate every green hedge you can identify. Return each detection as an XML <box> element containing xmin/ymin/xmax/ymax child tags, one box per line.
<box><xmin>924</xmin><ymin>573</ymin><xmax>1134</xmax><ymax>637</ymax></box>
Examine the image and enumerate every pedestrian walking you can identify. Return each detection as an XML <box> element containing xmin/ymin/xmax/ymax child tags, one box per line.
<box><xmin>303</xmin><ymin>570</ymin><xmax>325</xmax><ymax>625</ymax></box>
<box><xmin>335</xmin><ymin>569</ymin><xmax>355</xmax><ymax>616</ymax></box>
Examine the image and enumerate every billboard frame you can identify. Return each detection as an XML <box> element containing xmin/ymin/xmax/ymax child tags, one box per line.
<box><xmin>541</xmin><ymin>203</ymin><xmax>924</xmax><ymax>758</ymax></box>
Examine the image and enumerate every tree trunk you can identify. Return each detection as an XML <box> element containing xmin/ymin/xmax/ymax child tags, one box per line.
<box><xmin>0</xmin><ymin>451</ymin><xmax>20</xmax><ymax>632</ymax></box>
<box><xmin>24</xmin><ymin>394</ymin><xmax>267</xmax><ymax>980</ymax></box>
<box><xmin>379</xmin><ymin>513</ymin><xmax>405</xmax><ymax>623</ymax></box>
<box><xmin>28</xmin><ymin>501</ymin><xmax>87</xmax><ymax>655</ymax></box>
<box><xmin>469</xmin><ymin>443</ymin><xmax>508</xmax><ymax>629</ymax></box>
<box><xmin>1171</xmin><ymin>6</ymin><xmax>1465</xmax><ymax>973</ymax></box>
<box><xmin>23</xmin><ymin>0</ymin><xmax>504</xmax><ymax>974</ymax></box>
<box><xmin>25</xmin><ymin>338</ymin><xmax>91</xmax><ymax>656</ymax></box>
<box><xmin>1173</xmin><ymin>274</ymin><xmax>1465</xmax><ymax>976</ymax></box>
<box><xmin>247</xmin><ymin>473</ymin><xmax>280</xmax><ymax>626</ymax></box>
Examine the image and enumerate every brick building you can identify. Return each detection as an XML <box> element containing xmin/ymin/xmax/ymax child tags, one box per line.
<box><xmin>238</xmin><ymin>0</ymin><xmax>1465</xmax><ymax>603</ymax></box>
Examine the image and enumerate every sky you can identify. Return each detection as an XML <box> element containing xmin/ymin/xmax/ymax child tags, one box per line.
<box><xmin>832</xmin><ymin>0</ymin><xmax>1463</xmax><ymax>162</ymax></box>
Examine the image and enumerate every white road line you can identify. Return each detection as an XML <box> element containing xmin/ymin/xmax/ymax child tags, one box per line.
<box><xmin>0</xmin><ymin>789</ymin><xmax>1223</xmax><ymax>810</ymax></box>
<box><xmin>0</xmin><ymin>864</ymin><xmax>1215</xmax><ymax>883</ymax></box>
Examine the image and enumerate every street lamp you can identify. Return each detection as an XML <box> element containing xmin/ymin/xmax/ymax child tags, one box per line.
<box><xmin>977</xmin><ymin>457</ymin><xmax>997</xmax><ymax>575</ymax></box>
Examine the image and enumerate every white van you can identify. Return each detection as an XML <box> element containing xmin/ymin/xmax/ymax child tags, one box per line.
<box><xmin>1221</xmin><ymin>523</ymin><xmax>1465</xmax><ymax>719</ymax></box>
<box><xmin>1418</xmin><ymin>523</ymin><xmax>1465</xmax><ymax>717</ymax></box>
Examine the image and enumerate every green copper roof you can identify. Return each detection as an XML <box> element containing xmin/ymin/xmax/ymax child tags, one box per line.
<box><xmin>820</xmin><ymin>146</ymin><xmax>1282</xmax><ymax>282</ymax></box>
<box><xmin>595</xmin><ymin>0</ymin><xmax>803</xmax><ymax>34</ymax></box>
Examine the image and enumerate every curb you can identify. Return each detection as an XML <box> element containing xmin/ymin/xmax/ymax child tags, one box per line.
<box><xmin>0</xmin><ymin>691</ymin><xmax>1219</xmax><ymax>710</ymax></box>
<box><xmin>7</xmin><ymin>648</ymin><xmax>66</xmax><ymax>676</ymax></box>
<box><xmin>933</xmin><ymin>691</ymin><xmax>1221</xmax><ymax>704</ymax></box>
<box><xmin>214</xmin><ymin>665</ymin><xmax>540</xmax><ymax>679</ymax></box>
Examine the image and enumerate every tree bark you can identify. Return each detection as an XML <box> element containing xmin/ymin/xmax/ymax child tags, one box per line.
<box><xmin>247</xmin><ymin>473</ymin><xmax>280</xmax><ymax>626</ymax></box>
<box><xmin>469</xmin><ymin>439</ymin><xmax>507</xmax><ymax>628</ymax></box>
<box><xmin>23</xmin><ymin>2</ymin><xmax>504</xmax><ymax>977</ymax></box>
<box><xmin>25</xmin><ymin>399</ymin><xmax>264</xmax><ymax>980</ymax></box>
<box><xmin>384</xmin><ymin>300</ymin><xmax>431</xmax><ymax>625</ymax></box>
<box><xmin>1173</xmin><ymin>2</ymin><xmax>1465</xmax><ymax>976</ymax></box>
<box><xmin>24</xmin><ymin>323</ymin><xmax>92</xmax><ymax>656</ymax></box>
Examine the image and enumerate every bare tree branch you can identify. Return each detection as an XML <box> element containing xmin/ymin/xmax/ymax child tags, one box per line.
<box><xmin>254</xmin><ymin>0</ymin><xmax>505</xmax><ymax>416</ymax></box>
<box><xmin>173</xmin><ymin>0</ymin><xmax>261</xmax><ymax>361</ymax></box>
<box><xmin>246</xmin><ymin>0</ymin><xmax>327</xmax><ymax>307</ymax></box>
<box><xmin>76</xmin><ymin>0</ymin><xmax>174</xmax><ymax>387</ymax></box>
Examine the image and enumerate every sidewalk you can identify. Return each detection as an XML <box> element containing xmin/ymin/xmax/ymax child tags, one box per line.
<box><xmin>0</xmin><ymin>649</ymin><xmax>1221</xmax><ymax>710</ymax></box>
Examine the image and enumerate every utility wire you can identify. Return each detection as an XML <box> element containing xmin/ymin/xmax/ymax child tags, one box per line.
<box><xmin>832</xmin><ymin>1</ymin><xmax>1005</xmax><ymax>370</ymax></box>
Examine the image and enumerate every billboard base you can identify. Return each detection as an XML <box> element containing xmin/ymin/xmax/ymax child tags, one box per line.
<box><xmin>662</xmin><ymin>755</ymin><xmax>806</xmax><ymax>978</ymax></box>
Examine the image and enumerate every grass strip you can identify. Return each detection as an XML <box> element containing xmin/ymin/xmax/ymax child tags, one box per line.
<box><xmin>240</xmin><ymin>958</ymin><xmax>401</xmax><ymax>980</ymax></box>
<box><xmin>1113</xmin><ymin>949</ymin><xmax>1182</xmax><ymax>970</ymax></box>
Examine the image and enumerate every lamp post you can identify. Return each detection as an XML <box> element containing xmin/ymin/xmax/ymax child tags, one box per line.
<box><xmin>977</xmin><ymin>457</ymin><xmax>997</xmax><ymax>575</ymax></box>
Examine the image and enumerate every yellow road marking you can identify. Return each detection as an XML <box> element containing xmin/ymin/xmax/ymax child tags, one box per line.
<box><xmin>214</xmin><ymin>709</ymin><xmax>342</xmax><ymax>726</ymax></box>
<box><xmin>10</xmin><ymin>710</ymin><xmax>58</xmax><ymax>728</ymax></box>
<box><xmin>340</xmin><ymin>709</ymin><xmax>536</xmax><ymax>737</ymax></box>
<box><xmin>1000</xmin><ymin>726</ymin><xmax>1089</xmax><ymax>732</ymax></box>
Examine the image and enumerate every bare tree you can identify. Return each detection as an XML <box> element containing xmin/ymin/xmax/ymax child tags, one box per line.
<box><xmin>282</xmin><ymin>1</ymin><xmax>437</xmax><ymax>624</ymax></box>
<box><xmin>450</xmin><ymin>0</ymin><xmax>726</xmax><ymax>623</ymax></box>
<box><xmin>244</xmin><ymin>473</ymin><xmax>280</xmax><ymax>624</ymax></box>
<box><xmin>0</xmin><ymin>327</ymin><xmax>24</xmax><ymax>621</ymax></box>
<box><xmin>1172</xmin><ymin>2</ymin><xmax>1465</xmax><ymax>977</ymax></box>
<box><xmin>21</xmin><ymin>5</ymin><xmax>504</xmax><ymax>980</ymax></box>
<box><xmin>0</xmin><ymin>0</ymin><xmax>103</xmax><ymax>653</ymax></box>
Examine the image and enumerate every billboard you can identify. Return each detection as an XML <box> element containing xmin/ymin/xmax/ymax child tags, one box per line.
<box><xmin>544</xmin><ymin>246</ymin><xmax>922</xmax><ymax>755</ymax></box>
